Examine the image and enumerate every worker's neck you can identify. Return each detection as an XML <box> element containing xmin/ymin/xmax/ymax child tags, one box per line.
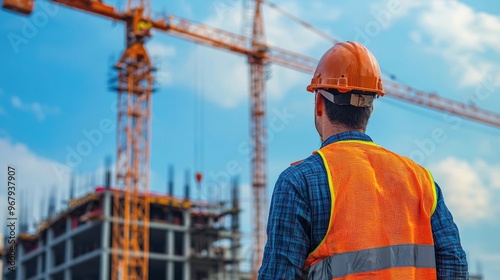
<box><xmin>321</xmin><ymin>123</ymin><xmax>365</xmax><ymax>142</ymax></box>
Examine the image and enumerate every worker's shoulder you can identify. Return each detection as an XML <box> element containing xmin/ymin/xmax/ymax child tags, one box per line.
<box><xmin>275</xmin><ymin>153</ymin><xmax>324</xmax><ymax>194</ymax></box>
<box><xmin>282</xmin><ymin>151</ymin><xmax>323</xmax><ymax>177</ymax></box>
<box><xmin>290</xmin><ymin>159</ymin><xmax>304</xmax><ymax>166</ymax></box>
<box><xmin>289</xmin><ymin>151</ymin><xmax>321</xmax><ymax>166</ymax></box>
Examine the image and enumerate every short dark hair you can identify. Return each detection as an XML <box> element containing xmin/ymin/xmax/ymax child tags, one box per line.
<box><xmin>321</xmin><ymin>89</ymin><xmax>373</xmax><ymax>130</ymax></box>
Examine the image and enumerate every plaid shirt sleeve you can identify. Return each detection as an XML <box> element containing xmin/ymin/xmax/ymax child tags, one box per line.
<box><xmin>258</xmin><ymin>167</ymin><xmax>311</xmax><ymax>280</ymax></box>
<box><xmin>432</xmin><ymin>182</ymin><xmax>469</xmax><ymax>279</ymax></box>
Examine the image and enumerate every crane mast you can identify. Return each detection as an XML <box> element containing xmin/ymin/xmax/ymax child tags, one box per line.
<box><xmin>111</xmin><ymin>7</ymin><xmax>153</xmax><ymax>280</ymax></box>
<box><xmin>249</xmin><ymin>0</ymin><xmax>267</xmax><ymax>278</ymax></box>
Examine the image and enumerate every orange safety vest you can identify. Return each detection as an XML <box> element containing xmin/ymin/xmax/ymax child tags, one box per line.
<box><xmin>303</xmin><ymin>140</ymin><xmax>437</xmax><ymax>279</ymax></box>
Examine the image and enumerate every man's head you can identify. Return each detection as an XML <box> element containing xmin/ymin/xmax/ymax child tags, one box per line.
<box><xmin>307</xmin><ymin>41</ymin><xmax>384</xmax><ymax>141</ymax></box>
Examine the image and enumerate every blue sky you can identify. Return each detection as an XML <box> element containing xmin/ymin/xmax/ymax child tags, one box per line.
<box><xmin>1</xmin><ymin>0</ymin><xmax>500</xmax><ymax>277</ymax></box>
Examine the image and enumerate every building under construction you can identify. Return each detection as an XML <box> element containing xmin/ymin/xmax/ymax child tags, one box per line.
<box><xmin>1</xmin><ymin>173</ymin><xmax>248</xmax><ymax>280</ymax></box>
<box><xmin>1</xmin><ymin>0</ymin><xmax>498</xmax><ymax>277</ymax></box>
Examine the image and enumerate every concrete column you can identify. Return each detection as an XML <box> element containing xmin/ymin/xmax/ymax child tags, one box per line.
<box><xmin>184</xmin><ymin>209</ymin><xmax>191</xmax><ymax>229</ymax></box>
<box><xmin>64</xmin><ymin>268</ymin><xmax>72</xmax><ymax>280</ymax></box>
<box><xmin>36</xmin><ymin>253</ymin><xmax>42</xmax><ymax>276</ymax></box>
<box><xmin>15</xmin><ymin>241</ymin><xmax>24</xmax><ymax>280</ymax></box>
<box><xmin>208</xmin><ymin>216</ymin><xmax>215</xmax><ymax>259</ymax></box>
<box><xmin>162</xmin><ymin>229</ymin><xmax>169</xmax><ymax>280</ymax></box>
<box><xmin>163</xmin><ymin>260</ymin><xmax>168</xmax><ymax>280</ymax></box>
<box><xmin>65</xmin><ymin>228</ymin><xmax>72</xmax><ymax>280</ymax></box>
<box><xmin>65</xmin><ymin>224</ymin><xmax>72</xmax><ymax>262</ymax></box>
<box><xmin>100</xmin><ymin>191</ymin><xmax>111</xmax><ymax>280</ymax></box>
<box><xmin>44</xmin><ymin>229</ymin><xmax>53</xmax><ymax>280</ymax></box>
<box><xmin>184</xmin><ymin>232</ymin><xmax>190</xmax><ymax>280</ymax></box>
<box><xmin>184</xmin><ymin>216</ymin><xmax>191</xmax><ymax>258</ymax></box>
<box><xmin>167</xmin><ymin>229</ymin><xmax>174</xmax><ymax>280</ymax></box>
<box><xmin>183</xmin><ymin>209</ymin><xmax>191</xmax><ymax>280</ymax></box>
<box><xmin>208</xmin><ymin>235</ymin><xmax>214</xmax><ymax>258</ymax></box>
<box><xmin>103</xmin><ymin>190</ymin><xmax>111</xmax><ymax>218</ymax></box>
<box><xmin>167</xmin><ymin>230</ymin><xmax>173</xmax><ymax>256</ymax></box>
<box><xmin>166</xmin><ymin>261</ymin><xmax>173</xmax><ymax>280</ymax></box>
<box><xmin>66</xmin><ymin>217</ymin><xmax>72</xmax><ymax>233</ymax></box>
<box><xmin>39</xmin><ymin>239</ymin><xmax>46</xmax><ymax>279</ymax></box>
<box><xmin>165</xmin><ymin>228</ymin><xmax>169</xmax><ymax>254</ymax></box>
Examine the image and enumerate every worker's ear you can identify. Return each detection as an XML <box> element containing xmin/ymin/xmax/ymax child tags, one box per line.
<box><xmin>315</xmin><ymin>92</ymin><xmax>323</xmax><ymax>116</ymax></box>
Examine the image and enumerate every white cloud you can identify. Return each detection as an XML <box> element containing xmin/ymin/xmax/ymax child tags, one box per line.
<box><xmin>409</xmin><ymin>0</ymin><xmax>500</xmax><ymax>87</ymax></box>
<box><xmin>375</xmin><ymin>0</ymin><xmax>500</xmax><ymax>89</ymax></box>
<box><xmin>263</xmin><ymin>2</ymin><xmax>330</xmax><ymax>53</ymax></box>
<box><xmin>0</xmin><ymin>138</ymin><xmax>71</xmax><ymax>233</ymax></box>
<box><xmin>10</xmin><ymin>96</ymin><xmax>60</xmax><ymax>121</ymax></box>
<box><xmin>0</xmin><ymin>138</ymin><xmax>115</xmax><ymax>234</ymax></box>
<box><xmin>176</xmin><ymin>1</ymin><xmax>326</xmax><ymax>108</ymax></box>
<box><xmin>409</xmin><ymin>31</ymin><xmax>421</xmax><ymax>44</ymax></box>
<box><xmin>371</xmin><ymin>0</ymin><xmax>424</xmax><ymax>28</ymax></box>
<box><xmin>148</xmin><ymin>42</ymin><xmax>176</xmax><ymax>58</ymax></box>
<box><xmin>176</xmin><ymin>0</ymin><xmax>194</xmax><ymax>18</ymax></box>
<box><xmin>181</xmin><ymin>46</ymin><xmax>248</xmax><ymax>108</ymax></box>
<box><xmin>419</xmin><ymin>1</ymin><xmax>500</xmax><ymax>53</ymax></box>
<box><xmin>474</xmin><ymin>160</ymin><xmax>500</xmax><ymax>190</ymax></box>
<box><xmin>479</xmin><ymin>252</ymin><xmax>500</xmax><ymax>263</ymax></box>
<box><xmin>147</xmin><ymin>42</ymin><xmax>176</xmax><ymax>86</ymax></box>
<box><xmin>430</xmin><ymin>157</ymin><xmax>500</xmax><ymax>225</ymax></box>
<box><xmin>308</xmin><ymin>1</ymin><xmax>342</xmax><ymax>22</ymax></box>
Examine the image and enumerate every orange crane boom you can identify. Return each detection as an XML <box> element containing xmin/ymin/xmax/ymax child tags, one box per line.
<box><xmin>3</xmin><ymin>0</ymin><xmax>500</xmax><ymax>279</ymax></box>
<box><xmin>9</xmin><ymin>0</ymin><xmax>497</xmax><ymax>129</ymax></box>
<box><xmin>149</xmin><ymin>13</ymin><xmax>500</xmax><ymax>128</ymax></box>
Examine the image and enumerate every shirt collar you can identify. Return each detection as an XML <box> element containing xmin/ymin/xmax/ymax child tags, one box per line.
<box><xmin>321</xmin><ymin>131</ymin><xmax>373</xmax><ymax>148</ymax></box>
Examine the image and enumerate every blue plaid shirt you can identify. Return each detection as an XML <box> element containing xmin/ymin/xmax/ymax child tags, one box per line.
<box><xmin>259</xmin><ymin>132</ymin><xmax>468</xmax><ymax>279</ymax></box>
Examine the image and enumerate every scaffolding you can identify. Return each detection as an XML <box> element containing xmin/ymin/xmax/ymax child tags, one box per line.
<box><xmin>1</xmin><ymin>178</ymin><xmax>246</xmax><ymax>280</ymax></box>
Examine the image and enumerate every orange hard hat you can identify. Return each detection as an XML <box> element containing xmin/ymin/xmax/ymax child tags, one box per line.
<box><xmin>307</xmin><ymin>41</ymin><xmax>385</xmax><ymax>96</ymax></box>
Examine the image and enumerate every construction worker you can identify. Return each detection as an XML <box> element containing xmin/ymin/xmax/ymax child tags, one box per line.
<box><xmin>258</xmin><ymin>41</ymin><xmax>468</xmax><ymax>279</ymax></box>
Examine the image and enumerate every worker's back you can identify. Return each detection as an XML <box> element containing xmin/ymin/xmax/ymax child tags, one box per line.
<box><xmin>304</xmin><ymin>140</ymin><xmax>437</xmax><ymax>279</ymax></box>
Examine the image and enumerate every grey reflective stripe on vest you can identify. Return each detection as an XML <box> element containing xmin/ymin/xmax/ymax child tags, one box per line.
<box><xmin>307</xmin><ymin>244</ymin><xmax>435</xmax><ymax>279</ymax></box>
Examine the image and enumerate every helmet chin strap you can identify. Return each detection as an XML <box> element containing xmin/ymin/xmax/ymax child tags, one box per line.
<box><xmin>317</xmin><ymin>89</ymin><xmax>375</xmax><ymax>107</ymax></box>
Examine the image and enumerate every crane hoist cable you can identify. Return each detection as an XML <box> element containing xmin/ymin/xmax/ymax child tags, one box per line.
<box><xmin>263</xmin><ymin>0</ymin><xmax>412</xmax><ymax>87</ymax></box>
<box><xmin>262</xmin><ymin>0</ymin><xmax>339</xmax><ymax>44</ymax></box>
<box><xmin>193</xmin><ymin>47</ymin><xmax>205</xmax><ymax>201</ymax></box>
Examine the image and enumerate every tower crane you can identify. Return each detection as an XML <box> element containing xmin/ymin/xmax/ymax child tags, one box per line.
<box><xmin>3</xmin><ymin>0</ymin><xmax>500</xmax><ymax>279</ymax></box>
